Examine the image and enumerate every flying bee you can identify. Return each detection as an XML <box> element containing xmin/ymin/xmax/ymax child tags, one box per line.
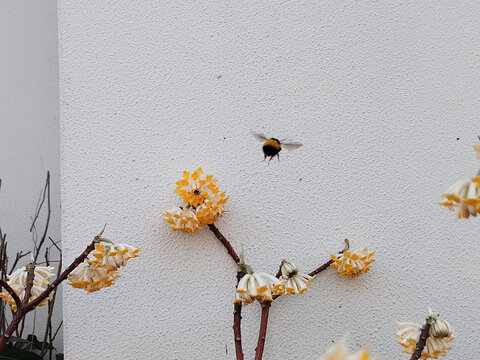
<box><xmin>253</xmin><ymin>133</ymin><xmax>302</xmax><ymax>163</ymax></box>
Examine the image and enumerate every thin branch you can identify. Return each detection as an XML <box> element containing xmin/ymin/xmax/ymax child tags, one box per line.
<box><xmin>254</xmin><ymin>301</ymin><xmax>272</xmax><ymax>360</ymax></box>
<box><xmin>410</xmin><ymin>320</ymin><xmax>432</xmax><ymax>360</ymax></box>
<box><xmin>0</xmin><ymin>280</ymin><xmax>22</xmax><ymax>311</ymax></box>
<box><xmin>9</xmin><ymin>251</ymin><xmax>31</xmax><ymax>274</ymax></box>
<box><xmin>233</xmin><ymin>270</ymin><xmax>246</xmax><ymax>360</ymax></box>
<box><xmin>22</xmin><ymin>264</ymin><xmax>36</xmax><ymax>305</ymax></box>
<box><xmin>25</xmin><ymin>229</ymin><xmax>102</xmax><ymax>312</ymax></box>
<box><xmin>308</xmin><ymin>259</ymin><xmax>334</xmax><ymax>277</ymax></box>
<box><xmin>0</xmin><ymin>228</ymin><xmax>104</xmax><ymax>350</ymax></box>
<box><xmin>208</xmin><ymin>224</ymin><xmax>243</xmax><ymax>359</ymax></box>
<box><xmin>207</xmin><ymin>223</ymin><xmax>240</xmax><ymax>263</ymax></box>
<box><xmin>33</xmin><ymin>172</ymin><xmax>51</xmax><ymax>262</ymax></box>
<box><xmin>48</xmin><ymin>237</ymin><xmax>61</xmax><ymax>252</ymax></box>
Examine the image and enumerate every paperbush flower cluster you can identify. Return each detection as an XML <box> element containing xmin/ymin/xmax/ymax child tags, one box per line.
<box><xmin>330</xmin><ymin>248</ymin><xmax>374</xmax><ymax>278</ymax></box>
<box><xmin>164</xmin><ymin>167</ymin><xmax>227</xmax><ymax>233</ymax></box>
<box><xmin>0</xmin><ymin>265</ymin><xmax>54</xmax><ymax>310</ymax></box>
<box><xmin>67</xmin><ymin>239</ymin><xmax>139</xmax><ymax>293</ymax></box>
<box><xmin>439</xmin><ymin>143</ymin><xmax>480</xmax><ymax>218</ymax></box>
<box><xmin>233</xmin><ymin>260</ymin><xmax>316</xmax><ymax>305</ymax></box>
<box><xmin>318</xmin><ymin>337</ymin><xmax>374</xmax><ymax>360</ymax></box>
<box><xmin>396</xmin><ymin>314</ymin><xmax>454</xmax><ymax>359</ymax></box>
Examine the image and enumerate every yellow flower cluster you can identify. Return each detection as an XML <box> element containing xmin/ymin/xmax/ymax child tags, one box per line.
<box><xmin>68</xmin><ymin>239</ymin><xmax>139</xmax><ymax>293</ymax></box>
<box><xmin>474</xmin><ymin>143</ymin><xmax>480</xmax><ymax>159</ymax></box>
<box><xmin>164</xmin><ymin>167</ymin><xmax>227</xmax><ymax>233</ymax></box>
<box><xmin>330</xmin><ymin>248</ymin><xmax>374</xmax><ymax>278</ymax></box>
<box><xmin>277</xmin><ymin>260</ymin><xmax>313</xmax><ymax>295</ymax></box>
<box><xmin>233</xmin><ymin>261</ymin><xmax>315</xmax><ymax>305</ymax></box>
<box><xmin>318</xmin><ymin>337</ymin><xmax>375</xmax><ymax>360</ymax></box>
<box><xmin>0</xmin><ymin>266</ymin><xmax>54</xmax><ymax>310</ymax></box>
<box><xmin>234</xmin><ymin>271</ymin><xmax>282</xmax><ymax>306</ymax></box>
<box><xmin>439</xmin><ymin>176</ymin><xmax>480</xmax><ymax>218</ymax></box>
<box><xmin>396</xmin><ymin>320</ymin><xmax>454</xmax><ymax>359</ymax></box>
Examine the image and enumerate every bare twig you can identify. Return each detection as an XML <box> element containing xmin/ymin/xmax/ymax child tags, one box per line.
<box><xmin>0</xmin><ymin>280</ymin><xmax>22</xmax><ymax>311</ymax></box>
<box><xmin>254</xmin><ymin>301</ymin><xmax>272</xmax><ymax>360</ymax></box>
<box><xmin>233</xmin><ymin>270</ymin><xmax>246</xmax><ymax>360</ymax></box>
<box><xmin>9</xmin><ymin>251</ymin><xmax>31</xmax><ymax>274</ymax></box>
<box><xmin>207</xmin><ymin>224</ymin><xmax>240</xmax><ymax>263</ymax></box>
<box><xmin>41</xmin><ymin>240</ymin><xmax>62</xmax><ymax>358</ymax></box>
<box><xmin>208</xmin><ymin>224</ymin><xmax>243</xmax><ymax>359</ymax></box>
<box><xmin>32</xmin><ymin>172</ymin><xmax>51</xmax><ymax>262</ymax></box>
<box><xmin>0</xmin><ymin>229</ymin><xmax>103</xmax><ymax>350</ymax></box>
<box><xmin>410</xmin><ymin>319</ymin><xmax>432</xmax><ymax>360</ymax></box>
<box><xmin>22</xmin><ymin>264</ymin><xmax>36</xmax><ymax>306</ymax></box>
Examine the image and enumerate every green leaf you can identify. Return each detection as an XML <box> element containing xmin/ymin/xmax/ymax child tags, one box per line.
<box><xmin>0</xmin><ymin>344</ymin><xmax>43</xmax><ymax>360</ymax></box>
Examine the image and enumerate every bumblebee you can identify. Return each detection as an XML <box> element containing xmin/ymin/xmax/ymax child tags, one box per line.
<box><xmin>253</xmin><ymin>133</ymin><xmax>302</xmax><ymax>163</ymax></box>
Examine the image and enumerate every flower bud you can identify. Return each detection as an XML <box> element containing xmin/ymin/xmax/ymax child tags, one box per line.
<box><xmin>280</xmin><ymin>260</ymin><xmax>298</xmax><ymax>277</ymax></box>
<box><xmin>430</xmin><ymin>318</ymin><xmax>453</xmax><ymax>338</ymax></box>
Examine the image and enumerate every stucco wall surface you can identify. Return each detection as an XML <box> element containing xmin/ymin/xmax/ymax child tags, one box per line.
<box><xmin>0</xmin><ymin>0</ymin><xmax>62</xmax><ymax>352</ymax></box>
<box><xmin>59</xmin><ymin>1</ymin><xmax>480</xmax><ymax>359</ymax></box>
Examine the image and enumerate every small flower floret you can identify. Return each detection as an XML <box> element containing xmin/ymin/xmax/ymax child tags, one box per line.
<box><xmin>277</xmin><ymin>260</ymin><xmax>313</xmax><ymax>295</ymax></box>
<box><xmin>330</xmin><ymin>248</ymin><xmax>374</xmax><ymax>278</ymax></box>
<box><xmin>234</xmin><ymin>270</ymin><xmax>282</xmax><ymax>306</ymax></box>
<box><xmin>0</xmin><ymin>265</ymin><xmax>54</xmax><ymax>310</ymax></box>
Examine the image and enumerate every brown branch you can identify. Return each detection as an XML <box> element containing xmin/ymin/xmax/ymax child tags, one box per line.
<box><xmin>233</xmin><ymin>270</ymin><xmax>245</xmax><ymax>360</ymax></box>
<box><xmin>208</xmin><ymin>224</ymin><xmax>244</xmax><ymax>359</ymax></box>
<box><xmin>275</xmin><ymin>263</ymin><xmax>282</xmax><ymax>278</ymax></box>
<box><xmin>253</xmin><ymin>257</ymin><xmax>334</xmax><ymax>359</ymax></box>
<box><xmin>25</xmin><ymin>238</ymin><xmax>96</xmax><ymax>312</ymax></box>
<box><xmin>308</xmin><ymin>259</ymin><xmax>334</xmax><ymax>277</ymax></box>
<box><xmin>0</xmin><ymin>311</ymin><xmax>23</xmax><ymax>348</ymax></box>
<box><xmin>254</xmin><ymin>301</ymin><xmax>272</xmax><ymax>360</ymax></box>
<box><xmin>33</xmin><ymin>172</ymin><xmax>51</xmax><ymax>262</ymax></box>
<box><xmin>0</xmin><ymin>280</ymin><xmax>22</xmax><ymax>311</ymax></box>
<box><xmin>0</xmin><ymin>229</ymin><xmax>104</xmax><ymax>350</ymax></box>
<box><xmin>208</xmin><ymin>223</ymin><xmax>240</xmax><ymax>263</ymax></box>
<box><xmin>22</xmin><ymin>264</ymin><xmax>36</xmax><ymax>305</ymax></box>
<box><xmin>410</xmin><ymin>321</ymin><xmax>431</xmax><ymax>360</ymax></box>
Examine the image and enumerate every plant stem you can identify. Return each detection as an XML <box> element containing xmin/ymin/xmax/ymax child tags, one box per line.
<box><xmin>308</xmin><ymin>259</ymin><xmax>334</xmax><ymax>277</ymax></box>
<box><xmin>255</xmin><ymin>257</ymin><xmax>333</xmax><ymax>359</ymax></box>
<box><xmin>25</xmin><ymin>239</ymin><xmax>96</xmax><ymax>312</ymax></box>
<box><xmin>0</xmin><ymin>231</ymin><xmax>102</xmax><ymax>350</ymax></box>
<box><xmin>254</xmin><ymin>301</ymin><xmax>271</xmax><ymax>360</ymax></box>
<box><xmin>207</xmin><ymin>223</ymin><xmax>240</xmax><ymax>263</ymax></box>
<box><xmin>410</xmin><ymin>320</ymin><xmax>431</xmax><ymax>360</ymax></box>
<box><xmin>233</xmin><ymin>270</ymin><xmax>245</xmax><ymax>360</ymax></box>
<box><xmin>0</xmin><ymin>280</ymin><xmax>22</xmax><ymax>311</ymax></box>
<box><xmin>208</xmin><ymin>223</ymin><xmax>243</xmax><ymax>359</ymax></box>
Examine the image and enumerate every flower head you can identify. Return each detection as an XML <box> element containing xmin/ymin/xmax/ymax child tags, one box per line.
<box><xmin>439</xmin><ymin>176</ymin><xmax>480</xmax><ymax>218</ymax></box>
<box><xmin>90</xmin><ymin>239</ymin><xmax>140</xmax><ymax>272</ymax></box>
<box><xmin>163</xmin><ymin>207</ymin><xmax>202</xmax><ymax>233</ymax></box>
<box><xmin>195</xmin><ymin>192</ymin><xmax>227</xmax><ymax>224</ymax></box>
<box><xmin>174</xmin><ymin>167</ymin><xmax>220</xmax><ymax>207</ymax></box>
<box><xmin>396</xmin><ymin>317</ymin><xmax>454</xmax><ymax>359</ymax></box>
<box><xmin>474</xmin><ymin>142</ymin><xmax>480</xmax><ymax>159</ymax></box>
<box><xmin>277</xmin><ymin>260</ymin><xmax>313</xmax><ymax>295</ymax></box>
<box><xmin>330</xmin><ymin>248</ymin><xmax>374</xmax><ymax>278</ymax></box>
<box><xmin>318</xmin><ymin>337</ymin><xmax>375</xmax><ymax>360</ymax></box>
<box><xmin>165</xmin><ymin>167</ymin><xmax>228</xmax><ymax>231</ymax></box>
<box><xmin>0</xmin><ymin>265</ymin><xmax>54</xmax><ymax>310</ymax></box>
<box><xmin>68</xmin><ymin>261</ymin><xmax>119</xmax><ymax>293</ymax></box>
<box><xmin>234</xmin><ymin>270</ymin><xmax>282</xmax><ymax>306</ymax></box>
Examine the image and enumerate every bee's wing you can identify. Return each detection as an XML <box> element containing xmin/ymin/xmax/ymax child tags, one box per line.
<box><xmin>252</xmin><ymin>132</ymin><xmax>268</xmax><ymax>142</ymax></box>
<box><xmin>281</xmin><ymin>141</ymin><xmax>303</xmax><ymax>150</ymax></box>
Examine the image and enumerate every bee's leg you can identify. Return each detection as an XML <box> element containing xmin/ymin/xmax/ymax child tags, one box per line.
<box><xmin>267</xmin><ymin>156</ymin><xmax>273</xmax><ymax>165</ymax></box>
<box><xmin>276</xmin><ymin>153</ymin><xmax>280</xmax><ymax>162</ymax></box>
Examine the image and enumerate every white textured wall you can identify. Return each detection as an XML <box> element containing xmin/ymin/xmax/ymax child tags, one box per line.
<box><xmin>59</xmin><ymin>1</ymin><xmax>480</xmax><ymax>359</ymax></box>
<box><xmin>0</xmin><ymin>0</ymin><xmax>61</xmax><ymax>352</ymax></box>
